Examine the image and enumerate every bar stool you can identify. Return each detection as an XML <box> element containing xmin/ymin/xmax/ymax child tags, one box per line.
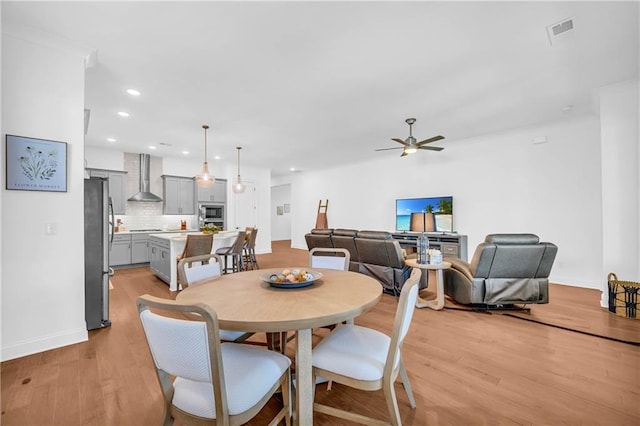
<box><xmin>176</xmin><ymin>233</ymin><xmax>213</xmax><ymax>289</ymax></box>
<box><xmin>215</xmin><ymin>230</ymin><xmax>247</xmax><ymax>274</ymax></box>
<box><xmin>243</xmin><ymin>227</ymin><xmax>259</xmax><ymax>270</ymax></box>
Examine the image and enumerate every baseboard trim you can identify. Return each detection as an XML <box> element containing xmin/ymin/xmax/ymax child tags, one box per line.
<box><xmin>1</xmin><ymin>326</ymin><xmax>88</xmax><ymax>362</ymax></box>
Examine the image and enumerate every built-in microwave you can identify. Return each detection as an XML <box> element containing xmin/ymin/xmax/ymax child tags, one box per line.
<box><xmin>198</xmin><ymin>204</ymin><xmax>225</xmax><ymax>229</ymax></box>
<box><xmin>200</xmin><ymin>204</ymin><xmax>224</xmax><ymax>220</ymax></box>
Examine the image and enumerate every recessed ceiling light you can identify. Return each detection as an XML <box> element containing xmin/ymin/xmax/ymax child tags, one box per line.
<box><xmin>106</xmin><ymin>138</ymin><xmax>116</xmax><ymax>142</ymax></box>
<box><xmin>126</xmin><ymin>89</ymin><xmax>141</xmax><ymax>96</ymax></box>
<box><xmin>117</xmin><ymin>111</ymin><xmax>130</xmax><ymax>117</ymax></box>
<box><xmin>290</xmin><ymin>167</ymin><xmax>296</xmax><ymax>172</ymax></box>
<box><xmin>149</xmin><ymin>146</ymin><xmax>156</xmax><ymax>150</ymax></box>
<box><xmin>182</xmin><ymin>151</ymin><xmax>189</xmax><ymax>155</ymax></box>
<box><xmin>214</xmin><ymin>155</ymin><xmax>221</xmax><ymax>160</ymax></box>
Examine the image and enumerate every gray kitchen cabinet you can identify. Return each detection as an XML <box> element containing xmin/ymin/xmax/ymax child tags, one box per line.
<box><xmin>149</xmin><ymin>236</ymin><xmax>171</xmax><ymax>283</ymax></box>
<box><xmin>197</xmin><ymin>179</ymin><xmax>227</xmax><ymax>203</ymax></box>
<box><xmin>110</xmin><ymin>234</ymin><xmax>131</xmax><ymax>266</ymax></box>
<box><xmin>131</xmin><ymin>233</ymin><xmax>150</xmax><ymax>264</ymax></box>
<box><xmin>88</xmin><ymin>168</ymin><xmax>127</xmax><ymax>214</ymax></box>
<box><xmin>162</xmin><ymin>175</ymin><xmax>195</xmax><ymax>215</ymax></box>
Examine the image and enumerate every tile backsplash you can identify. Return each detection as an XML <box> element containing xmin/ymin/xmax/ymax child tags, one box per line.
<box><xmin>115</xmin><ymin>153</ymin><xmax>197</xmax><ymax>231</ymax></box>
<box><xmin>114</xmin><ymin>212</ymin><xmax>196</xmax><ymax>231</ymax></box>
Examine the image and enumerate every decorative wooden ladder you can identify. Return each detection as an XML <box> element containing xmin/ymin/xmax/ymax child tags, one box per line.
<box><xmin>315</xmin><ymin>199</ymin><xmax>329</xmax><ymax>229</ymax></box>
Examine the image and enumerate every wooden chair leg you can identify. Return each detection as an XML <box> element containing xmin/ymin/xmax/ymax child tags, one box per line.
<box><xmin>399</xmin><ymin>359</ymin><xmax>416</xmax><ymax>408</ymax></box>
<box><xmin>383</xmin><ymin>376</ymin><xmax>401</xmax><ymax>426</ymax></box>
<box><xmin>252</xmin><ymin>248</ymin><xmax>259</xmax><ymax>269</ymax></box>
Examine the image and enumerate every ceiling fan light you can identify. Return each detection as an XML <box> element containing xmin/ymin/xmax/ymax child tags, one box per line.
<box><xmin>404</xmin><ymin>146</ymin><xmax>418</xmax><ymax>154</ymax></box>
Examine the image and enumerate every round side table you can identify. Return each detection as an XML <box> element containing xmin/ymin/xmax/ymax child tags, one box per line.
<box><xmin>405</xmin><ymin>258</ymin><xmax>451</xmax><ymax>310</ymax></box>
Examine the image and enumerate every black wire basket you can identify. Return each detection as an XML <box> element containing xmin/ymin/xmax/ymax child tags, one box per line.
<box><xmin>607</xmin><ymin>272</ymin><xmax>640</xmax><ymax>319</ymax></box>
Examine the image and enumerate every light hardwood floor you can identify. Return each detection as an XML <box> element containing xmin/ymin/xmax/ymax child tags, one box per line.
<box><xmin>2</xmin><ymin>241</ymin><xmax>639</xmax><ymax>425</ymax></box>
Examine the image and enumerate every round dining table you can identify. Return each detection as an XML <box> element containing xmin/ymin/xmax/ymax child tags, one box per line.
<box><xmin>176</xmin><ymin>267</ymin><xmax>383</xmax><ymax>426</ymax></box>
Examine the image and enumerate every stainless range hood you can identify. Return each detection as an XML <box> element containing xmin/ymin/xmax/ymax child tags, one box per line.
<box><xmin>128</xmin><ymin>154</ymin><xmax>163</xmax><ymax>202</ymax></box>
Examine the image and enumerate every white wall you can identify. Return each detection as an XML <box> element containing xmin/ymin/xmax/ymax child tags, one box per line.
<box><xmin>599</xmin><ymin>80</ymin><xmax>640</xmax><ymax>304</ymax></box>
<box><xmin>84</xmin><ymin>146</ymin><xmax>124</xmax><ymax>171</ymax></box>
<box><xmin>271</xmin><ymin>184</ymin><xmax>292</xmax><ymax>240</ymax></box>
<box><xmin>286</xmin><ymin>114</ymin><xmax>608</xmax><ymax>289</ymax></box>
<box><xmin>1</xmin><ymin>34</ymin><xmax>88</xmax><ymax>360</ymax></box>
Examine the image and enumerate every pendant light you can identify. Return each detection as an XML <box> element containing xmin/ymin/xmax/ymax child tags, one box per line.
<box><xmin>195</xmin><ymin>124</ymin><xmax>214</xmax><ymax>188</ymax></box>
<box><xmin>232</xmin><ymin>146</ymin><xmax>246</xmax><ymax>194</ymax></box>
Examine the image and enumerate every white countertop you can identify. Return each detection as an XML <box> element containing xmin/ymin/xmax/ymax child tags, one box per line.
<box><xmin>149</xmin><ymin>230</ymin><xmax>238</xmax><ymax>241</ymax></box>
<box><xmin>115</xmin><ymin>229</ymin><xmax>199</xmax><ymax>235</ymax></box>
<box><xmin>148</xmin><ymin>230</ymin><xmax>240</xmax><ymax>291</ymax></box>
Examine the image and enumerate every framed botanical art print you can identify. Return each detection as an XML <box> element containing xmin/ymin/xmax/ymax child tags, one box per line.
<box><xmin>5</xmin><ymin>134</ymin><xmax>68</xmax><ymax>192</ymax></box>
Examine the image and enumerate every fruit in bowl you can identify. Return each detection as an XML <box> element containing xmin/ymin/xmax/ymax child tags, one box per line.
<box><xmin>269</xmin><ymin>268</ymin><xmax>314</xmax><ymax>284</ymax></box>
<box><xmin>201</xmin><ymin>224</ymin><xmax>220</xmax><ymax>234</ymax></box>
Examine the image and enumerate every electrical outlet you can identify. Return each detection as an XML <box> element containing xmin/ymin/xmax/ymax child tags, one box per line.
<box><xmin>45</xmin><ymin>222</ymin><xmax>57</xmax><ymax>235</ymax></box>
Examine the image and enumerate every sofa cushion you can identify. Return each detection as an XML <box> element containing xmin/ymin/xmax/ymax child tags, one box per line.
<box><xmin>356</xmin><ymin>230</ymin><xmax>392</xmax><ymax>240</ymax></box>
<box><xmin>333</xmin><ymin>228</ymin><xmax>357</xmax><ymax>237</ymax></box>
<box><xmin>311</xmin><ymin>228</ymin><xmax>334</xmax><ymax>235</ymax></box>
<box><xmin>485</xmin><ymin>234</ymin><xmax>539</xmax><ymax>245</ymax></box>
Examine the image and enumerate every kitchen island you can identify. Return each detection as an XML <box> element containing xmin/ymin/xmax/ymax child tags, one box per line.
<box><xmin>149</xmin><ymin>230</ymin><xmax>239</xmax><ymax>291</ymax></box>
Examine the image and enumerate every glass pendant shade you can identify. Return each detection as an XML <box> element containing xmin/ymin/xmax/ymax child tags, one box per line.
<box><xmin>232</xmin><ymin>146</ymin><xmax>246</xmax><ymax>194</ymax></box>
<box><xmin>196</xmin><ymin>124</ymin><xmax>215</xmax><ymax>188</ymax></box>
<box><xmin>232</xmin><ymin>176</ymin><xmax>245</xmax><ymax>193</ymax></box>
<box><xmin>196</xmin><ymin>162</ymin><xmax>214</xmax><ymax>188</ymax></box>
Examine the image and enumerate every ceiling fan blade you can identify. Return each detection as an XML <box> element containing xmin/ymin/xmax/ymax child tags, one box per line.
<box><xmin>416</xmin><ymin>135</ymin><xmax>445</xmax><ymax>146</ymax></box>
<box><xmin>417</xmin><ymin>145</ymin><xmax>444</xmax><ymax>151</ymax></box>
<box><xmin>375</xmin><ymin>147</ymin><xmax>403</xmax><ymax>152</ymax></box>
<box><xmin>391</xmin><ymin>138</ymin><xmax>408</xmax><ymax>146</ymax></box>
<box><xmin>400</xmin><ymin>150</ymin><xmax>408</xmax><ymax>157</ymax></box>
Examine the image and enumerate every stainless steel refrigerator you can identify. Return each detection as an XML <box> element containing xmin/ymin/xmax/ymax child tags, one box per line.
<box><xmin>84</xmin><ymin>177</ymin><xmax>114</xmax><ymax>330</ymax></box>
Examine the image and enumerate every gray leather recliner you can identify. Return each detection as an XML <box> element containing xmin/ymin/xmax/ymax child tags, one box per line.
<box><xmin>331</xmin><ymin>228</ymin><xmax>360</xmax><ymax>272</ymax></box>
<box><xmin>304</xmin><ymin>228</ymin><xmax>334</xmax><ymax>250</ymax></box>
<box><xmin>444</xmin><ymin>234</ymin><xmax>557</xmax><ymax>306</ymax></box>
<box><xmin>354</xmin><ymin>230</ymin><xmax>411</xmax><ymax>295</ymax></box>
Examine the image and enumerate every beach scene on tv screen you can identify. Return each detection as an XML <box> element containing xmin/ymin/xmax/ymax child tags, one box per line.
<box><xmin>396</xmin><ymin>196</ymin><xmax>453</xmax><ymax>232</ymax></box>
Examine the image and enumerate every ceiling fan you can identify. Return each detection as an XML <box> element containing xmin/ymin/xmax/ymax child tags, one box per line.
<box><xmin>375</xmin><ymin>118</ymin><xmax>445</xmax><ymax>157</ymax></box>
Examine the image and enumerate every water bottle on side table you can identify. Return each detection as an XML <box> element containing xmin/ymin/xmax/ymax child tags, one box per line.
<box><xmin>417</xmin><ymin>233</ymin><xmax>429</xmax><ymax>264</ymax></box>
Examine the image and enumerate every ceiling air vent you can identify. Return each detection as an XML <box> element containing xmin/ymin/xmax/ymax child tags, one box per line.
<box><xmin>546</xmin><ymin>17</ymin><xmax>574</xmax><ymax>46</ymax></box>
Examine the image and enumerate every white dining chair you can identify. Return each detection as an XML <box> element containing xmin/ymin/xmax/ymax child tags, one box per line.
<box><xmin>310</xmin><ymin>247</ymin><xmax>352</xmax><ymax>328</ymax></box>
<box><xmin>178</xmin><ymin>253</ymin><xmax>223</xmax><ymax>288</ymax></box>
<box><xmin>176</xmin><ymin>233</ymin><xmax>214</xmax><ymax>289</ymax></box>
<box><xmin>137</xmin><ymin>294</ymin><xmax>291</xmax><ymax>426</ymax></box>
<box><xmin>309</xmin><ymin>247</ymin><xmax>350</xmax><ymax>271</ymax></box>
<box><xmin>311</xmin><ymin>268</ymin><xmax>421</xmax><ymax>426</ymax></box>
<box><xmin>178</xmin><ymin>253</ymin><xmax>253</xmax><ymax>343</ymax></box>
<box><xmin>269</xmin><ymin>248</ymin><xmax>353</xmax><ymax>354</ymax></box>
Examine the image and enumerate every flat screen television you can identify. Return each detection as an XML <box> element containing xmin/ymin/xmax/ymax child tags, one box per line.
<box><xmin>396</xmin><ymin>196</ymin><xmax>453</xmax><ymax>232</ymax></box>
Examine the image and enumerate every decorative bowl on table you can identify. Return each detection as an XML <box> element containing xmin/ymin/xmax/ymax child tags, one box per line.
<box><xmin>261</xmin><ymin>268</ymin><xmax>323</xmax><ymax>289</ymax></box>
<box><xmin>201</xmin><ymin>224</ymin><xmax>220</xmax><ymax>234</ymax></box>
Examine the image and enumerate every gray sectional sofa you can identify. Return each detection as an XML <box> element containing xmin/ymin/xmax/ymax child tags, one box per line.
<box><xmin>305</xmin><ymin>228</ymin><xmax>412</xmax><ymax>295</ymax></box>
